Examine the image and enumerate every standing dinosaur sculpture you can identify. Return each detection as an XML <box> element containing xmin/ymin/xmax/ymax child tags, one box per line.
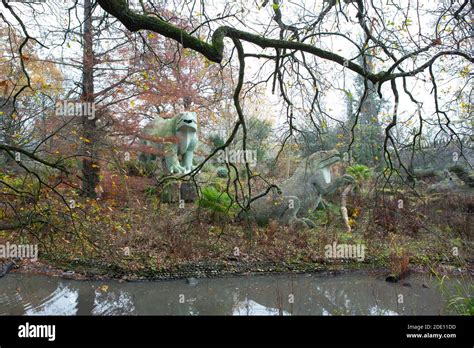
<box><xmin>143</xmin><ymin>111</ymin><xmax>198</xmax><ymax>174</ymax></box>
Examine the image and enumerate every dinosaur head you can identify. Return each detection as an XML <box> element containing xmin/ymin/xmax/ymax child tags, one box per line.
<box><xmin>308</xmin><ymin>149</ymin><xmax>341</xmax><ymax>169</ymax></box>
<box><xmin>175</xmin><ymin>112</ymin><xmax>197</xmax><ymax>132</ymax></box>
<box><xmin>296</xmin><ymin>149</ymin><xmax>341</xmax><ymax>184</ymax></box>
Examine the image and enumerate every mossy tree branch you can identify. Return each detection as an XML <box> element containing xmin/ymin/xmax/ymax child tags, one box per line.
<box><xmin>96</xmin><ymin>0</ymin><xmax>472</xmax><ymax>86</ymax></box>
<box><xmin>96</xmin><ymin>0</ymin><xmax>382</xmax><ymax>83</ymax></box>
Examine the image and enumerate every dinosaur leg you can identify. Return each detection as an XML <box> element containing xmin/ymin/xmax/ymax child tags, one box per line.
<box><xmin>182</xmin><ymin>150</ymin><xmax>195</xmax><ymax>173</ymax></box>
<box><xmin>317</xmin><ymin>198</ymin><xmax>327</xmax><ymax>210</ymax></box>
<box><xmin>164</xmin><ymin>144</ymin><xmax>185</xmax><ymax>174</ymax></box>
<box><xmin>165</xmin><ymin>155</ymin><xmax>185</xmax><ymax>174</ymax></box>
<box><xmin>280</xmin><ymin>195</ymin><xmax>299</xmax><ymax>224</ymax></box>
<box><xmin>279</xmin><ymin>195</ymin><xmax>313</xmax><ymax>229</ymax></box>
<box><xmin>299</xmin><ymin>218</ymin><xmax>316</xmax><ymax>228</ymax></box>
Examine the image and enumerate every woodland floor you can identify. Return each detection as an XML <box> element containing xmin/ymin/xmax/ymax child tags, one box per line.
<box><xmin>1</xmin><ymin>172</ymin><xmax>473</xmax><ymax>281</ymax></box>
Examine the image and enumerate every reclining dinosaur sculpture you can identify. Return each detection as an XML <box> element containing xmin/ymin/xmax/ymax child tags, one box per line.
<box><xmin>242</xmin><ymin>150</ymin><xmax>354</xmax><ymax>228</ymax></box>
<box><xmin>409</xmin><ymin>165</ymin><xmax>474</xmax><ymax>192</ymax></box>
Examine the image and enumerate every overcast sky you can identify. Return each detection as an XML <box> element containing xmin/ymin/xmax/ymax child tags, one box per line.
<box><xmin>1</xmin><ymin>0</ymin><xmax>471</xmax><ymax>144</ymax></box>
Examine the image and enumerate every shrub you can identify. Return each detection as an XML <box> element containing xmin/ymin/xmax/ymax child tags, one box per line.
<box><xmin>125</xmin><ymin>159</ymin><xmax>157</xmax><ymax>177</ymax></box>
<box><xmin>347</xmin><ymin>164</ymin><xmax>372</xmax><ymax>183</ymax></box>
<box><xmin>437</xmin><ymin>274</ymin><xmax>474</xmax><ymax>315</ymax></box>
<box><xmin>420</xmin><ymin>192</ymin><xmax>473</xmax><ymax>240</ymax></box>
<box><xmin>216</xmin><ymin>166</ymin><xmax>229</xmax><ymax>178</ymax></box>
<box><xmin>371</xmin><ymin>196</ymin><xmax>424</xmax><ymax>235</ymax></box>
<box><xmin>309</xmin><ymin>202</ymin><xmax>341</xmax><ymax>226</ymax></box>
<box><xmin>198</xmin><ymin>186</ymin><xmax>237</xmax><ymax>216</ymax></box>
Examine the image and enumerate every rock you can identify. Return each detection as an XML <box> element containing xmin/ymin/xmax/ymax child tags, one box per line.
<box><xmin>186</xmin><ymin>277</ymin><xmax>198</xmax><ymax>286</ymax></box>
<box><xmin>0</xmin><ymin>261</ymin><xmax>15</xmax><ymax>278</ymax></box>
<box><xmin>385</xmin><ymin>275</ymin><xmax>398</xmax><ymax>283</ymax></box>
<box><xmin>160</xmin><ymin>182</ymin><xmax>180</xmax><ymax>203</ymax></box>
<box><xmin>180</xmin><ymin>182</ymin><xmax>198</xmax><ymax>202</ymax></box>
<box><xmin>402</xmin><ymin>282</ymin><xmax>412</xmax><ymax>287</ymax></box>
<box><xmin>216</xmin><ymin>167</ymin><xmax>229</xmax><ymax>178</ymax></box>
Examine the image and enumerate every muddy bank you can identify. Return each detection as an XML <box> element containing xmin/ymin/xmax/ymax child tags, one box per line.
<box><xmin>3</xmin><ymin>257</ymin><xmax>472</xmax><ymax>282</ymax></box>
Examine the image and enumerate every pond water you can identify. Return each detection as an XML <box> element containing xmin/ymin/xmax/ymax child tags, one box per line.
<box><xmin>0</xmin><ymin>272</ymin><xmax>468</xmax><ymax>315</ymax></box>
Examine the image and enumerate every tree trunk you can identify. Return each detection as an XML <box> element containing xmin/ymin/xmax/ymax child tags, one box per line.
<box><xmin>81</xmin><ymin>0</ymin><xmax>99</xmax><ymax>198</ymax></box>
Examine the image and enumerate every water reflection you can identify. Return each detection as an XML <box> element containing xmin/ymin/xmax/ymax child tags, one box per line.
<box><xmin>25</xmin><ymin>285</ymin><xmax>78</xmax><ymax>315</ymax></box>
<box><xmin>93</xmin><ymin>289</ymin><xmax>135</xmax><ymax>315</ymax></box>
<box><xmin>233</xmin><ymin>298</ymin><xmax>290</xmax><ymax>316</ymax></box>
<box><xmin>0</xmin><ymin>273</ymin><xmax>466</xmax><ymax>315</ymax></box>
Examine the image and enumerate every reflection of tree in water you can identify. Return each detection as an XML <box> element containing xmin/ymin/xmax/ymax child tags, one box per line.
<box><xmin>124</xmin><ymin>282</ymin><xmax>198</xmax><ymax>315</ymax></box>
<box><xmin>0</xmin><ymin>275</ymin><xmax>137</xmax><ymax>315</ymax></box>
<box><xmin>310</xmin><ymin>277</ymin><xmax>426</xmax><ymax>315</ymax></box>
<box><xmin>92</xmin><ymin>288</ymin><xmax>136</xmax><ymax>315</ymax></box>
<box><xmin>232</xmin><ymin>275</ymin><xmax>303</xmax><ymax>315</ymax></box>
<box><xmin>0</xmin><ymin>275</ymin><xmax>78</xmax><ymax>315</ymax></box>
<box><xmin>0</xmin><ymin>274</ymin><xmax>454</xmax><ymax>315</ymax></box>
<box><xmin>223</xmin><ymin>276</ymin><xmax>294</xmax><ymax>316</ymax></box>
<box><xmin>190</xmin><ymin>283</ymin><xmax>235</xmax><ymax>315</ymax></box>
<box><xmin>121</xmin><ymin>280</ymin><xmax>249</xmax><ymax>315</ymax></box>
<box><xmin>219</xmin><ymin>275</ymin><xmax>441</xmax><ymax>316</ymax></box>
<box><xmin>126</xmin><ymin>274</ymin><xmax>406</xmax><ymax>316</ymax></box>
<box><xmin>76</xmin><ymin>284</ymin><xmax>96</xmax><ymax>315</ymax></box>
<box><xmin>69</xmin><ymin>283</ymin><xmax>138</xmax><ymax>315</ymax></box>
<box><xmin>24</xmin><ymin>284</ymin><xmax>78</xmax><ymax>315</ymax></box>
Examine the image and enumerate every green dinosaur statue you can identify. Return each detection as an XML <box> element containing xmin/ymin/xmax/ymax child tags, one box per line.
<box><xmin>144</xmin><ymin>112</ymin><xmax>198</xmax><ymax>174</ymax></box>
<box><xmin>241</xmin><ymin>150</ymin><xmax>355</xmax><ymax>228</ymax></box>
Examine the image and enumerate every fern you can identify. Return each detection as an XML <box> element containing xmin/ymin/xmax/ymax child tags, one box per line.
<box><xmin>198</xmin><ymin>186</ymin><xmax>237</xmax><ymax>216</ymax></box>
<box><xmin>347</xmin><ymin>164</ymin><xmax>372</xmax><ymax>182</ymax></box>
